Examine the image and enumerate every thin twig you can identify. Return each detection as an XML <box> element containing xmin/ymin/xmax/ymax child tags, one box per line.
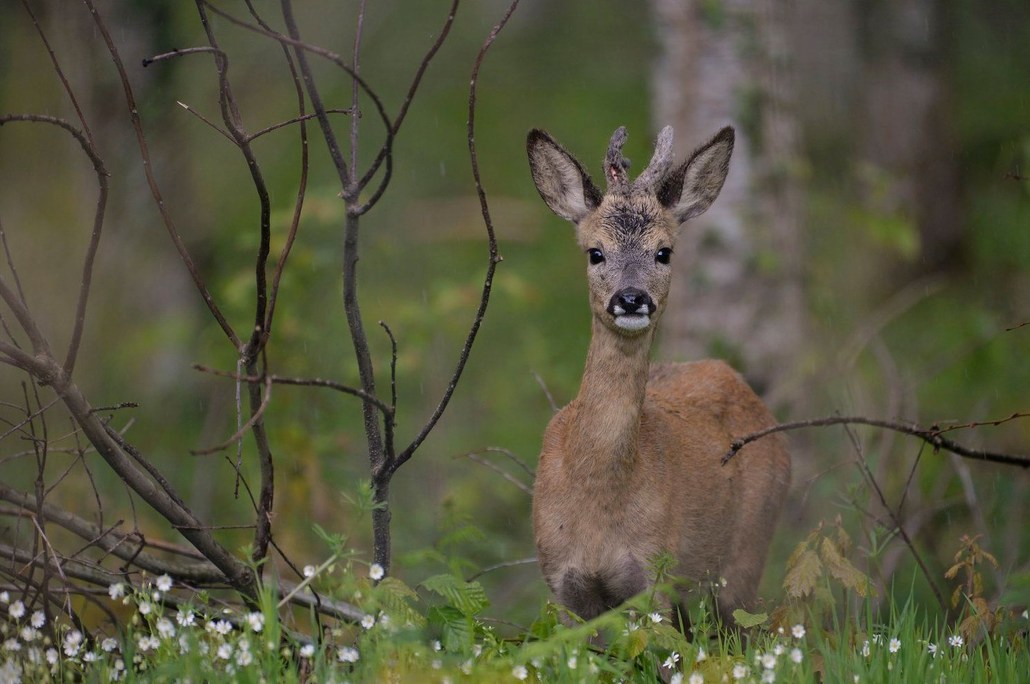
<box><xmin>465</xmin><ymin>557</ymin><xmax>537</xmax><ymax>582</ymax></box>
<box><xmin>723</xmin><ymin>415</ymin><xmax>1030</xmax><ymax>469</ymax></box>
<box><xmin>192</xmin><ymin>376</ymin><xmax>273</xmax><ymax>456</ymax></box>
<box><xmin>461</xmin><ymin>452</ymin><xmax>532</xmax><ymax>495</ymax></box>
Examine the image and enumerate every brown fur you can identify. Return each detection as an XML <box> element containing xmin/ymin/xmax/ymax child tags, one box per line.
<box><xmin>527</xmin><ymin>126</ymin><xmax>791</xmax><ymax>623</ymax></box>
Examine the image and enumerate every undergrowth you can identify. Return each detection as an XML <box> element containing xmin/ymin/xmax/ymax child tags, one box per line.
<box><xmin>1</xmin><ymin>523</ymin><xmax>1027</xmax><ymax>683</ymax></box>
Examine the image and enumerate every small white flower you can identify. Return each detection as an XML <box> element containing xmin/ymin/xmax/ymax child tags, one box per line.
<box><xmin>663</xmin><ymin>651</ymin><xmax>681</xmax><ymax>669</ymax></box>
<box><xmin>30</xmin><ymin>611</ymin><xmax>45</xmax><ymax>628</ymax></box>
<box><xmin>431</xmin><ymin>640</ymin><xmax>442</xmax><ymax>652</ymax></box>
<box><xmin>64</xmin><ymin>641</ymin><xmax>81</xmax><ymax>657</ymax></box>
<box><xmin>369</xmin><ymin>563</ymin><xmax>385</xmax><ymax>581</ymax></box>
<box><xmin>20</xmin><ymin>627</ymin><xmax>38</xmax><ymax>642</ymax></box>
<box><xmin>0</xmin><ymin>591</ymin><xmax>9</xmax><ymax>603</ymax></box>
<box><xmin>138</xmin><ymin>601</ymin><xmax>153</xmax><ymax>616</ymax></box>
<box><xmin>732</xmin><ymin>663</ymin><xmax>749</xmax><ymax>680</ymax></box>
<box><xmin>303</xmin><ymin>565</ymin><xmax>316</xmax><ymax>578</ymax></box>
<box><xmin>861</xmin><ymin>640</ymin><xmax>871</xmax><ymax>657</ymax></box>
<box><xmin>927</xmin><ymin>642</ymin><xmax>938</xmax><ymax>657</ymax></box>
<box><xmin>155</xmin><ymin>575</ymin><xmax>173</xmax><ymax>592</ymax></box>
<box><xmin>696</xmin><ymin>647</ymin><xmax>706</xmax><ymax>662</ymax></box>
<box><xmin>3</xmin><ymin>638</ymin><xmax>21</xmax><ymax>652</ymax></box>
<box><xmin>300</xmin><ymin>644</ymin><xmax>316</xmax><ymax>658</ymax></box>
<box><xmin>671</xmin><ymin>674</ymin><xmax>684</xmax><ymax>684</ymax></box>
<box><xmin>337</xmin><ymin>646</ymin><xmax>359</xmax><ymax>663</ymax></box>
<box><xmin>650</xmin><ymin>611</ymin><xmax>663</xmax><ymax>624</ymax></box>
<box><xmin>246</xmin><ymin>612</ymin><xmax>265</xmax><ymax>633</ymax></box>
<box><xmin>65</xmin><ymin>630</ymin><xmax>83</xmax><ymax>647</ymax></box>
<box><xmin>1021</xmin><ymin>609</ymin><xmax>1028</xmax><ymax>620</ymax></box>
<box><xmin>361</xmin><ymin>614</ymin><xmax>376</xmax><ymax>630</ymax></box>
<box><xmin>109</xmin><ymin>583</ymin><xmax>125</xmax><ymax>600</ymax></box>
<box><xmin>889</xmin><ymin>638</ymin><xmax>901</xmax><ymax>654</ymax></box>
<box><xmin>761</xmin><ymin>670</ymin><xmax>776</xmax><ymax>683</ymax></box>
<box><xmin>137</xmin><ymin>635</ymin><xmax>160</xmax><ymax>652</ymax></box>
<box><xmin>210</xmin><ymin>619</ymin><xmax>232</xmax><ymax>636</ymax></box>
<box><xmin>157</xmin><ymin>617</ymin><xmax>175</xmax><ymax>639</ymax></box>
<box><xmin>176</xmin><ymin>609</ymin><xmax>195</xmax><ymax>627</ymax></box>
<box><xmin>948</xmin><ymin>634</ymin><xmax>964</xmax><ymax>648</ymax></box>
<box><xmin>512</xmin><ymin>665</ymin><xmax>528</xmax><ymax>680</ymax></box>
<box><xmin>773</xmin><ymin>643</ymin><xmax>785</xmax><ymax>656</ymax></box>
<box><xmin>792</xmin><ymin>623</ymin><xmax>806</xmax><ymax>639</ymax></box>
<box><xmin>761</xmin><ymin>652</ymin><xmax>777</xmax><ymax>670</ymax></box>
<box><xmin>688</xmin><ymin>673</ymin><xmax>703</xmax><ymax>684</ymax></box>
<box><xmin>790</xmin><ymin>647</ymin><xmax>803</xmax><ymax>664</ymax></box>
<box><xmin>217</xmin><ymin>643</ymin><xmax>233</xmax><ymax>660</ymax></box>
<box><xmin>178</xmin><ymin>633</ymin><xmax>190</xmax><ymax>654</ymax></box>
<box><xmin>236</xmin><ymin>648</ymin><xmax>253</xmax><ymax>666</ymax></box>
<box><xmin>8</xmin><ymin>601</ymin><xmax>26</xmax><ymax>619</ymax></box>
<box><xmin>720</xmin><ymin>577</ymin><xmax>728</xmax><ymax>587</ymax></box>
<box><xmin>46</xmin><ymin>648</ymin><xmax>59</xmax><ymax>665</ymax></box>
<box><xmin>102</xmin><ymin>637</ymin><xmax>118</xmax><ymax>652</ymax></box>
<box><xmin>567</xmin><ymin>655</ymin><xmax>578</xmax><ymax>669</ymax></box>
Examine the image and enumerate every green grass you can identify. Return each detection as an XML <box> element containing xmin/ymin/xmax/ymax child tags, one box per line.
<box><xmin>2</xmin><ymin>547</ymin><xmax>1026</xmax><ymax>683</ymax></box>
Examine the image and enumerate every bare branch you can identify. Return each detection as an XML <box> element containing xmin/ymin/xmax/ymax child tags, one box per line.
<box><xmin>723</xmin><ymin>414</ymin><xmax>1030</xmax><ymax>468</ymax></box>
<box><xmin>192</xmin><ymin>376</ymin><xmax>273</xmax><ymax>456</ymax></box>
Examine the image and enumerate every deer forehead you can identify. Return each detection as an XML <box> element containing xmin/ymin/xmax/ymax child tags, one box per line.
<box><xmin>577</xmin><ymin>195</ymin><xmax>674</xmax><ymax>250</ymax></box>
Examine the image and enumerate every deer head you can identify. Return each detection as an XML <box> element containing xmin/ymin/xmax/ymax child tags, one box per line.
<box><xmin>526</xmin><ymin>125</ymin><xmax>734</xmax><ymax>335</ymax></box>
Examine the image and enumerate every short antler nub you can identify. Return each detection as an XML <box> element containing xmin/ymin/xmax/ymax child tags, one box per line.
<box><xmin>632</xmin><ymin>126</ymin><xmax>674</xmax><ymax>193</ymax></box>
<box><xmin>604</xmin><ymin>126</ymin><xmax>630</xmax><ymax>194</ymax></box>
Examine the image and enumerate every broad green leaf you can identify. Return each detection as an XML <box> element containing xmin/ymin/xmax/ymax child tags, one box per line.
<box><xmin>732</xmin><ymin>608</ymin><xmax>769</xmax><ymax>628</ymax></box>
<box><xmin>421</xmin><ymin>574</ymin><xmax>489</xmax><ymax>616</ymax></box>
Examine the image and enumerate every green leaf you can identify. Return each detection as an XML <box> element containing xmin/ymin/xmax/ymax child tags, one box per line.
<box><xmin>421</xmin><ymin>574</ymin><xmax>489</xmax><ymax>616</ymax></box>
<box><xmin>427</xmin><ymin>605</ymin><xmax>474</xmax><ymax>652</ymax></box>
<box><xmin>732</xmin><ymin>609</ymin><xmax>769</xmax><ymax>628</ymax></box>
<box><xmin>783</xmin><ymin>549</ymin><xmax>823</xmax><ymax>598</ymax></box>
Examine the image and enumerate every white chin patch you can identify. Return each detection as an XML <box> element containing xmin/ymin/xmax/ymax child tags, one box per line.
<box><xmin>614</xmin><ymin>314</ymin><xmax>650</xmax><ymax>331</ymax></box>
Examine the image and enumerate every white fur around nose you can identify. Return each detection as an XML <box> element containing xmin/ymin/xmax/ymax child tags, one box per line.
<box><xmin>614</xmin><ymin>314</ymin><xmax>650</xmax><ymax>331</ymax></box>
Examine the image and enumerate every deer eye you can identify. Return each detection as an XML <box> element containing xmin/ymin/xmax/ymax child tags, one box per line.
<box><xmin>587</xmin><ymin>248</ymin><xmax>606</xmax><ymax>265</ymax></box>
<box><xmin>656</xmin><ymin>247</ymin><xmax>672</xmax><ymax>264</ymax></box>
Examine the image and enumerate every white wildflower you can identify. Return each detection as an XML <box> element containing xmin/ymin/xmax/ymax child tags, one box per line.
<box><xmin>663</xmin><ymin>651</ymin><xmax>681</xmax><ymax>669</ymax></box>
<box><xmin>671</xmin><ymin>673</ymin><xmax>684</xmax><ymax>684</ymax></box>
<box><xmin>137</xmin><ymin>601</ymin><xmax>153</xmax><ymax>616</ymax></box>
<box><xmin>649</xmin><ymin>611</ymin><xmax>663</xmax><ymax>624</ymax></box>
<box><xmin>948</xmin><ymin>634</ymin><xmax>964</xmax><ymax>648</ymax></box>
<box><xmin>30</xmin><ymin>611</ymin><xmax>45</xmax><ymax>628</ymax></box>
<box><xmin>762</xmin><ymin>670</ymin><xmax>776</xmax><ymax>683</ymax></box>
<box><xmin>137</xmin><ymin>635</ymin><xmax>160</xmax><ymax>652</ymax></box>
<box><xmin>889</xmin><ymin>638</ymin><xmax>901</xmax><ymax>654</ymax></box>
<box><xmin>696</xmin><ymin>647</ymin><xmax>707</xmax><ymax>662</ymax></box>
<box><xmin>84</xmin><ymin>651</ymin><xmax>99</xmax><ymax>663</ymax></box>
<box><xmin>300</xmin><ymin>644</ymin><xmax>316</xmax><ymax>658</ymax></box>
<box><xmin>246</xmin><ymin>612</ymin><xmax>265</xmax><ymax>633</ymax></box>
<box><xmin>861</xmin><ymin>640</ymin><xmax>871</xmax><ymax>657</ymax></box>
<box><xmin>3</xmin><ymin>638</ymin><xmax>21</xmax><ymax>652</ymax></box>
<box><xmin>209</xmin><ymin>619</ymin><xmax>232</xmax><ymax>636</ymax></box>
<box><xmin>108</xmin><ymin>583</ymin><xmax>125</xmax><ymax>600</ymax></box>
<box><xmin>101</xmin><ymin>637</ymin><xmax>118</xmax><ymax>652</ymax></box>
<box><xmin>361</xmin><ymin>614</ymin><xmax>376</xmax><ymax>630</ymax></box>
<box><xmin>761</xmin><ymin>652</ymin><xmax>777</xmax><ymax>670</ymax></box>
<box><xmin>19</xmin><ymin>627</ymin><xmax>38</xmax><ymax>642</ymax></box>
<box><xmin>156</xmin><ymin>617</ymin><xmax>175</xmax><ymax>639</ymax></box>
<box><xmin>303</xmin><ymin>565</ymin><xmax>316</xmax><ymax>578</ymax></box>
<box><xmin>927</xmin><ymin>642</ymin><xmax>938</xmax><ymax>657</ymax></box>
<box><xmin>45</xmin><ymin>648</ymin><xmax>59</xmax><ymax>665</ymax></box>
<box><xmin>369</xmin><ymin>563</ymin><xmax>385</xmax><ymax>581</ymax></box>
<box><xmin>337</xmin><ymin>646</ymin><xmax>359</xmax><ymax>663</ymax></box>
<box><xmin>567</xmin><ymin>655</ymin><xmax>578</xmax><ymax>669</ymax></box>
<box><xmin>773</xmin><ymin>643</ymin><xmax>785</xmax><ymax>656</ymax></box>
<box><xmin>790</xmin><ymin>647</ymin><xmax>803</xmax><ymax>664</ymax></box>
<box><xmin>0</xmin><ymin>591</ymin><xmax>8</xmax><ymax>603</ymax></box>
<box><xmin>8</xmin><ymin>601</ymin><xmax>25</xmax><ymax>620</ymax></box>
<box><xmin>688</xmin><ymin>672</ymin><xmax>703</xmax><ymax>684</ymax></box>
<box><xmin>178</xmin><ymin>633</ymin><xmax>190</xmax><ymax>654</ymax></box>
<box><xmin>155</xmin><ymin>575</ymin><xmax>173</xmax><ymax>592</ymax></box>
<box><xmin>431</xmin><ymin>640</ymin><xmax>442</xmax><ymax>652</ymax></box>
<box><xmin>792</xmin><ymin>623</ymin><xmax>806</xmax><ymax>639</ymax></box>
<box><xmin>732</xmin><ymin>663</ymin><xmax>749</xmax><ymax>680</ymax></box>
<box><xmin>216</xmin><ymin>642</ymin><xmax>233</xmax><ymax>660</ymax></box>
<box><xmin>176</xmin><ymin>609</ymin><xmax>195</xmax><ymax>627</ymax></box>
<box><xmin>236</xmin><ymin>648</ymin><xmax>253</xmax><ymax>666</ymax></box>
<box><xmin>512</xmin><ymin>665</ymin><xmax>528</xmax><ymax>680</ymax></box>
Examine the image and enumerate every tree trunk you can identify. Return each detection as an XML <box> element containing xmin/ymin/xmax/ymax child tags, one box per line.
<box><xmin>650</xmin><ymin>0</ymin><xmax>805</xmax><ymax>402</ymax></box>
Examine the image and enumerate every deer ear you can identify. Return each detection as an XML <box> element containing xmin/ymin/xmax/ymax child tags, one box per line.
<box><xmin>657</xmin><ymin>126</ymin><xmax>734</xmax><ymax>223</ymax></box>
<box><xmin>527</xmin><ymin>130</ymin><xmax>602</xmax><ymax>224</ymax></box>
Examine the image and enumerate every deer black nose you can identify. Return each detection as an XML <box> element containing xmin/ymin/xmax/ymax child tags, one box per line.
<box><xmin>608</xmin><ymin>288</ymin><xmax>654</xmax><ymax>316</ymax></box>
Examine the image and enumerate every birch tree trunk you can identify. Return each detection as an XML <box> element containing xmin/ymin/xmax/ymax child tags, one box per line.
<box><xmin>651</xmin><ymin>0</ymin><xmax>805</xmax><ymax>402</ymax></box>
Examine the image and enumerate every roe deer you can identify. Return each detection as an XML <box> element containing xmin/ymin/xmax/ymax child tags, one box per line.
<box><xmin>526</xmin><ymin>125</ymin><xmax>791</xmax><ymax>626</ymax></box>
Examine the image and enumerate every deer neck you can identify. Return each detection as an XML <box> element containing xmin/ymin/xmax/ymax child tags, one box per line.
<box><xmin>568</xmin><ymin>317</ymin><xmax>653</xmax><ymax>470</ymax></box>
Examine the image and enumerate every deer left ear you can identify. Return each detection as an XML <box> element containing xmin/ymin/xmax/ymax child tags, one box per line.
<box><xmin>657</xmin><ymin>126</ymin><xmax>734</xmax><ymax>223</ymax></box>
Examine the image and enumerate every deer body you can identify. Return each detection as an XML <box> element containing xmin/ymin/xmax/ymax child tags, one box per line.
<box><xmin>527</xmin><ymin>126</ymin><xmax>790</xmax><ymax>622</ymax></box>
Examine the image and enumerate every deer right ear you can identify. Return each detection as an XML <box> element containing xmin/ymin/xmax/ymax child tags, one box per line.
<box><xmin>527</xmin><ymin>130</ymin><xmax>602</xmax><ymax>224</ymax></box>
